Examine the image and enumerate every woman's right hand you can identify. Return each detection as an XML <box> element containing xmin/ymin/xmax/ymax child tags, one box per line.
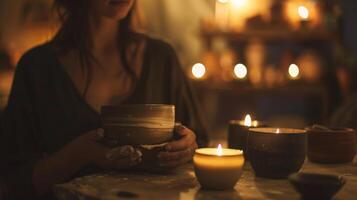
<box><xmin>33</xmin><ymin>129</ymin><xmax>141</xmax><ymax>195</ymax></box>
<box><xmin>67</xmin><ymin>128</ymin><xmax>142</xmax><ymax>170</ymax></box>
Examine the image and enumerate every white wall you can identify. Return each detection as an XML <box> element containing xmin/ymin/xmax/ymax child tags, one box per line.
<box><xmin>139</xmin><ymin>0</ymin><xmax>214</xmax><ymax>67</ymax></box>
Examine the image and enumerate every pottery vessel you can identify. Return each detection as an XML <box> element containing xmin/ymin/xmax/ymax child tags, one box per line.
<box><xmin>307</xmin><ymin>127</ymin><xmax>356</xmax><ymax>164</ymax></box>
<box><xmin>228</xmin><ymin>120</ymin><xmax>265</xmax><ymax>160</ymax></box>
<box><xmin>101</xmin><ymin>104</ymin><xmax>175</xmax><ymax>145</ymax></box>
<box><xmin>248</xmin><ymin>128</ymin><xmax>306</xmax><ymax>179</ymax></box>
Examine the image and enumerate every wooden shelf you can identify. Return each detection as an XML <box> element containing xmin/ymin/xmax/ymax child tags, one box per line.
<box><xmin>202</xmin><ymin>29</ymin><xmax>337</xmax><ymax>43</ymax></box>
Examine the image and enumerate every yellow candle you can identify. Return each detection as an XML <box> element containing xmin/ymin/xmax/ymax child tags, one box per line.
<box><xmin>193</xmin><ymin>144</ymin><xmax>244</xmax><ymax>190</ymax></box>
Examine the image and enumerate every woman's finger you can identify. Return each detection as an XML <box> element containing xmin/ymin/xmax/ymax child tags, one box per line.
<box><xmin>105</xmin><ymin>145</ymin><xmax>135</xmax><ymax>160</ymax></box>
<box><xmin>100</xmin><ymin>149</ymin><xmax>142</xmax><ymax>170</ymax></box>
<box><xmin>114</xmin><ymin>157</ymin><xmax>140</xmax><ymax>169</ymax></box>
<box><xmin>165</xmin><ymin>128</ymin><xmax>196</xmax><ymax>151</ymax></box>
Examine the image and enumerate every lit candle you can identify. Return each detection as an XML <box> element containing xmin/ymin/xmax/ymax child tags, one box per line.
<box><xmin>247</xmin><ymin>128</ymin><xmax>306</xmax><ymax>179</ymax></box>
<box><xmin>191</xmin><ymin>63</ymin><xmax>206</xmax><ymax>79</ymax></box>
<box><xmin>228</xmin><ymin>114</ymin><xmax>265</xmax><ymax>159</ymax></box>
<box><xmin>288</xmin><ymin>64</ymin><xmax>300</xmax><ymax>80</ymax></box>
<box><xmin>234</xmin><ymin>63</ymin><xmax>248</xmax><ymax>80</ymax></box>
<box><xmin>194</xmin><ymin>144</ymin><xmax>244</xmax><ymax>190</ymax></box>
<box><xmin>215</xmin><ymin>0</ymin><xmax>230</xmax><ymax>30</ymax></box>
<box><xmin>276</xmin><ymin>128</ymin><xmax>280</xmax><ymax>134</ymax></box>
<box><xmin>298</xmin><ymin>5</ymin><xmax>310</xmax><ymax>29</ymax></box>
<box><xmin>298</xmin><ymin>6</ymin><xmax>310</xmax><ymax>21</ymax></box>
<box><xmin>244</xmin><ymin>114</ymin><xmax>252</xmax><ymax>127</ymax></box>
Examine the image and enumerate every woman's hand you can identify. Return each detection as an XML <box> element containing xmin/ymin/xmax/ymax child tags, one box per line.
<box><xmin>33</xmin><ymin>129</ymin><xmax>142</xmax><ymax>195</ymax></box>
<box><xmin>157</xmin><ymin>125</ymin><xmax>198</xmax><ymax>168</ymax></box>
<box><xmin>67</xmin><ymin>128</ymin><xmax>142</xmax><ymax>170</ymax></box>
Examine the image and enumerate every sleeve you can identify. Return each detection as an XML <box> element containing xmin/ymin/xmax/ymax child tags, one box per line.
<box><xmin>0</xmin><ymin>55</ymin><xmax>43</xmax><ymax>199</ymax></box>
<box><xmin>166</xmin><ymin>45</ymin><xmax>209</xmax><ymax>147</ymax></box>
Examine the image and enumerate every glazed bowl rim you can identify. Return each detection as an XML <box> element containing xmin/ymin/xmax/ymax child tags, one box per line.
<box><xmin>249</xmin><ymin>127</ymin><xmax>306</xmax><ymax>135</ymax></box>
<box><xmin>305</xmin><ymin>127</ymin><xmax>355</xmax><ymax>133</ymax></box>
<box><xmin>102</xmin><ymin>104</ymin><xmax>175</xmax><ymax>108</ymax></box>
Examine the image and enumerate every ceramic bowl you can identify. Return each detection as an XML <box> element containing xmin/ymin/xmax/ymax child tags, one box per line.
<box><xmin>307</xmin><ymin>127</ymin><xmax>356</xmax><ymax>164</ymax></box>
<box><xmin>248</xmin><ymin>128</ymin><xmax>306</xmax><ymax>179</ymax></box>
<box><xmin>101</xmin><ymin>104</ymin><xmax>175</xmax><ymax>145</ymax></box>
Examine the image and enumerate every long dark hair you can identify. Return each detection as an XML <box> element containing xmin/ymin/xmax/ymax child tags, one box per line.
<box><xmin>52</xmin><ymin>0</ymin><xmax>138</xmax><ymax>96</ymax></box>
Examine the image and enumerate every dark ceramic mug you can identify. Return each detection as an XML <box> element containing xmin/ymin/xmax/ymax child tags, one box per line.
<box><xmin>247</xmin><ymin>128</ymin><xmax>306</xmax><ymax>179</ymax></box>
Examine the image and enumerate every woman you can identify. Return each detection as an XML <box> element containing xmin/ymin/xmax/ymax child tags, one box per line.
<box><xmin>0</xmin><ymin>0</ymin><xmax>207</xmax><ymax>199</ymax></box>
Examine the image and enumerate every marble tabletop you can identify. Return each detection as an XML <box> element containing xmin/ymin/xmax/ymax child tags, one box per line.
<box><xmin>54</xmin><ymin>157</ymin><xmax>357</xmax><ymax>200</ymax></box>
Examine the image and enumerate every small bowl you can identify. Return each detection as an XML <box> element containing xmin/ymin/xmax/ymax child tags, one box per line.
<box><xmin>289</xmin><ymin>173</ymin><xmax>346</xmax><ymax>200</ymax></box>
<box><xmin>247</xmin><ymin>128</ymin><xmax>306</xmax><ymax>179</ymax></box>
<box><xmin>307</xmin><ymin>127</ymin><xmax>357</xmax><ymax>164</ymax></box>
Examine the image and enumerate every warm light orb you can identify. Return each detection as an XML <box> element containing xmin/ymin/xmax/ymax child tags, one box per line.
<box><xmin>276</xmin><ymin>129</ymin><xmax>280</xmax><ymax>134</ymax></box>
<box><xmin>298</xmin><ymin>6</ymin><xmax>309</xmax><ymax>20</ymax></box>
<box><xmin>289</xmin><ymin>64</ymin><xmax>300</xmax><ymax>79</ymax></box>
<box><xmin>231</xmin><ymin>0</ymin><xmax>247</xmax><ymax>8</ymax></box>
<box><xmin>244</xmin><ymin>114</ymin><xmax>252</xmax><ymax>127</ymax></box>
<box><xmin>192</xmin><ymin>63</ymin><xmax>206</xmax><ymax>79</ymax></box>
<box><xmin>217</xmin><ymin>144</ymin><xmax>223</xmax><ymax>156</ymax></box>
<box><xmin>234</xmin><ymin>63</ymin><xmax>248</xmax><ymax>79</ymax></box>
<box><xmin>218</xmin><ymin>0</ymin><xmax>230</xmax><ymax>4</ymax></box>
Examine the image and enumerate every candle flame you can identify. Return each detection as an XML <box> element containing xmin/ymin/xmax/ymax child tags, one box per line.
<box><xmin>298</xmin><ymin>6</ymin><xmax>309</xmax><ymax>20</ymax></box>
<box><xmin>244</xmin><ymin>114</ymin><xmax>252</xmax><ymax>127</ymax></box>
<box><xmin>276</xmin><ymin>128</ymin><xmax>280</xmax><ymax>134</ymax></box>
<box><xmin>192</xmin><ymin>63</ymin><xmax>206</xmax><ymax>79</ymax></box>
<box><xmin>217</xmin><ymin>144</ymin><xmax>223</xmax><ymax>156</ymax></box>
<box><xmin>289</xmin><ymin>64</ymin><xmax>300</xmax><ymax>79</ymax></box>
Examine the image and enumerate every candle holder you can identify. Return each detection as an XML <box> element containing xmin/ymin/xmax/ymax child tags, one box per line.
<box><xmin>247</xmin><ymin>128</ymin><xmax>306</xmax><ymax>179</ymax></box>
<box><xmin>228</xmin><ymin>119</ymin><xmax>265</xmax><ymax>160</ymax></box>
<box><xmin>193</xmin><ymin>147</ymin><xmax>244</xmax><ymax>190</ymax></box>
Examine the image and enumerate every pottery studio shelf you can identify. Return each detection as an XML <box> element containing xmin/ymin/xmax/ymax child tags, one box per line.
<box><xmin>192</xmin><ymin>81</ymin><xmax>327</xmax><ymax>130</ymax></box>
<box><xmin>201</xmin><ymin>29</ymin><xmax>338</xmax><ymax>43</ymax></box>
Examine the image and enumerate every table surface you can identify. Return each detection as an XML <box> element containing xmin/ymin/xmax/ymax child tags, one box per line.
<box><xmin>54</xmin><ymin>157</ymin><xmax>357</xmax><ymax>200</ymax></box>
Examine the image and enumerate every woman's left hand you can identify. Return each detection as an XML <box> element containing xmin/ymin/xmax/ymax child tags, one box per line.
<box><xmin>158</xmin><ymin>125</ymin><xmax>198</xmax><ymax>168</ymax></box>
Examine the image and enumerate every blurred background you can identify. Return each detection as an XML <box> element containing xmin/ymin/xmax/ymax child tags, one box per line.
<box><xmin>1</xmin><ymin>0</ymin><xmax>357</xmax><ymax>143</ymax></box>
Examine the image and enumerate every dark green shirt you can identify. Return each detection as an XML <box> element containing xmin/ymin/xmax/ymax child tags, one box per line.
<box><xmin>0</xmin><ymin>37</ymin><xmax>208</xmax><ymax>199</ymax></box>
